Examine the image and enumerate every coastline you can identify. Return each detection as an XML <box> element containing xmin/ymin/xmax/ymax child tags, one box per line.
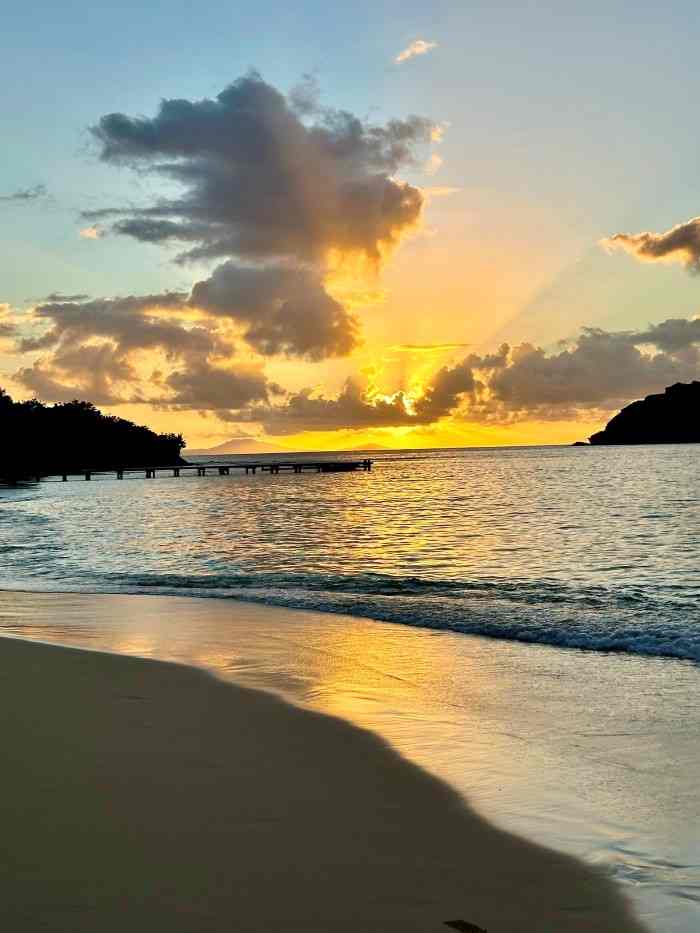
<box><xmin>3</xmin><ymin>588</ymin><xmax>698</xmax><ymax>930</ymax></box>
<box><xmin>0</xmin><ymin>618</ymin><xmax>648</xmax><ymax>932</ymax></box>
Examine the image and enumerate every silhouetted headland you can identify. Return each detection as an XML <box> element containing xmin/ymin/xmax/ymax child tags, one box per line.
<box><xmin>0</xmin><ymin>388</ymin><xmax>186</xmax><ymax>483</ymax></box>
<box><xmin>589</xmin><ymin>381</ymin><xmax>700</xmax><ymax>445</ymax></box>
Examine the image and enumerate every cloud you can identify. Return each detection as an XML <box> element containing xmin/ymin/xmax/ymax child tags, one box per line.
<box><xmin>190</xmin><ymin>262</ymin><xmax>360</xmax><ymax>360</ymax></box>
<box><xmin>85</xmin><ymin>72</ymin><xmax>434</xmax><ymax>266</ymax></box>
<box><xmin>11</xmin><ymin>292</ymin><xmax>261</xmax><ymax>410</ymax></box>
<box><xmin>0</xmin><ymin>184</ymin><xmax>47</xmax><ymax>203</ymax></box>
<box><xmin>629</xmin><ymin>317</ymin><xmax>700</xmax><ymax>352</ymax></box>
<box><xmin>12</xmin><ymin>252</ymin><xmax>365</xmax><ymax>417</ymax></box>
<box><xmin>412</xmin><ymin>356</ymin><xmax>481</xmax><ymax>421</ymax></box>
<box><xmin>254</xmin><ymin>380</ymin><xmax>418</xmax><ymax>435</ymax></box>
<box><xmin>79</xmin><ymin>225</ymin><xmax>105</xmax><ymax>240</ymax></box>
<box><xmin>602</xmin><ymin>217</ymin><xmax>700</xmax><ymax>272</ymax></box>
<box><xmin>391</xmin><ymin>343</ymin><xmax>470</xmax><ymax>354</ymax></box>
<box><xmin>164</xmin><ymin>361</ymin><xmax>270</xmax><ymax>411</ymax></box>
<box><xmin>249</xmin><ymin>319</ymin><xmax>700</xmax><ymax>433</ymax></box>
<box><xmin>74</xmin><ymin>74</ymin><xmax>438</xmax><ymax>368</ymax></box>
<box><xmin>41</xmin><ymin>292</ymin><xmax>91</xmax><ymax>303</ymax></box>
<box><xmin>484</xmin><ymin>329</ymin><xmax>698</xmax><ymax>418</ymax></box>
<box><xmin>18</xmin><ymin>293</ymin><xmax>205</xmax><ymax>357</ymax></box>
<box><xmin>26</xmin><ymin>266</ymin><xmax>360</xmax><ymax>365</ymax></box>
<box><xmin>395</xmin><ymin>40</ymin><xmax>438</xmax><ymax>64</ymax></box>
<box><xmin>0</xmin><ymin>304</ymin><xmax>17</xmax><ymax>343</ymax></box>
<box><xmin>16</xmin><ymin>342</ymin><xmax>134</xmax><ymax>406</ymax></box>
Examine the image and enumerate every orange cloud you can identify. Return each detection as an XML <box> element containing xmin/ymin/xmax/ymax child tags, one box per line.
<box><xmin>395</xmin><ymin>39</ymin><xmax>438</xmax><ymax>64</ymax></box>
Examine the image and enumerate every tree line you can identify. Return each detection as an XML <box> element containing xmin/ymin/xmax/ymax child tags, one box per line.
<box><xmin>0</xmin><ymin>389</ymin><xmax>186</xmax><ymax>482</ymax></box>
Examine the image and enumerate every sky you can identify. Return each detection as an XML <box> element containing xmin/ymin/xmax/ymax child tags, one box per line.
<box><xmin>2</xmin><ymin>0</ymin><xmax>700</xmax><ymax>450</ymax></box>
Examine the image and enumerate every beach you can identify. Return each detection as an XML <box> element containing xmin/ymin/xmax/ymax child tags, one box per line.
<box><xmin>1</xmin><ymin>445</ymin><xmax>698</xmax><ymax>931</ymax></box>
<box><xmin>0</xmin><ymin>590</ymin><xmax>658</xmax><ymax>932</ymax></box>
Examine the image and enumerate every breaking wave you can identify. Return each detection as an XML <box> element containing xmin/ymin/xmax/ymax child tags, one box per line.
<box><xmin>4</xmin><ymin>568</ymin><xmax>697</xmax><ymax>663</ymax></box>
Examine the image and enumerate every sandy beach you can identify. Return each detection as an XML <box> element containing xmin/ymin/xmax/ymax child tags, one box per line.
<box><xmin>0</xmin><ymin>598</ymin><xmax>649</xmax><ymax>932</ymax></box>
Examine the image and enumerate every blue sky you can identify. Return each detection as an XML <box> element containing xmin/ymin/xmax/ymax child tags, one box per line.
<box><xmin>4</xmin><ymin>0</ymin><xmax>700</xmax><ymax>312</ymax></box>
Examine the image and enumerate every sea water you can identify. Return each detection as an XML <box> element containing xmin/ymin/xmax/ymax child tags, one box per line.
<box><xmin>1</xmin><ymin>444</ymin><xmax>698</xmax><ymax>660</ymax></box>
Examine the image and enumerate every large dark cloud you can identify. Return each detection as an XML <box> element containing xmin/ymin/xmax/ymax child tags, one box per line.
<box><xmin>189</xmin><ymin>262</ymin><xmax>359</xmax><ymax>360</ymax></box>
<box><xmin>76</xmin><ymin>74</ymin><xmax>431</xmax><ymax>365</ymax></box>
<box><xmin>251</xmin><ymin>318</ymin><xmax>700</xmax><ymax>433</ymax></box>
<box><xmin>85</xmin><ymin>72</ymin><xmax>433</xmax><ymax>266</ymax></box>
<box><xmin>603</xmin><ymin>217</ymin><xmax>700</xmax><ymax>272</ymax></box>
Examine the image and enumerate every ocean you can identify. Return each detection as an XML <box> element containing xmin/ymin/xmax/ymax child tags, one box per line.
<box><xmin>1</xmin><ymin>443</ymin><xmax>698</xmax><ymax>929</ymax></box>
<box><xmin>1</xmin><ymin>444</ymin><xmax>698</xmax><ymax>661</ymax></box>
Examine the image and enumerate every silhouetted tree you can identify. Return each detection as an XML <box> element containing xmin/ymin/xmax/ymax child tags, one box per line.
<box><xmin>0</xmin><ymin>389</ymin><xmax>186</xmax><ymax>482</ymax></box>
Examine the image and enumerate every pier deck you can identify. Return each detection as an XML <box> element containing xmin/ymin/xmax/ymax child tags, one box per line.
<box><xmin>46</xmin><ymin>458</ymin><xmax>373</xmax><ymax>482</ymax></box>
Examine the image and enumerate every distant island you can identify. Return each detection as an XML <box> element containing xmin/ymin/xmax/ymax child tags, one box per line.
<box><xmin>0</xmin><ymin>389</ymin><xmax>186</xmax><ymax>482</ymax></box>
<box><xmin>589</xmin><ymin>381</ymin><xmax>700</xmax><ymax>445</ymax></box>
<box><xmin>185</xmin><ymin>436</ymin><xmax>288</xmax><ymax>456</ymax></box>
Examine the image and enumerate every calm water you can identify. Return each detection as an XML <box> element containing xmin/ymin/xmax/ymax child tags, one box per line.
<box><xmin>1</xmin><ymin>444</ymin><xmax>699</xmax><ymax>660</ymax></box>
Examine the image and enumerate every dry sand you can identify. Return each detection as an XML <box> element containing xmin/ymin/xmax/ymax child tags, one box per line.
<box><xmin>0</xmin><ymin>631</ymin><xmax>648</xmax><ymax>932</ymax></box>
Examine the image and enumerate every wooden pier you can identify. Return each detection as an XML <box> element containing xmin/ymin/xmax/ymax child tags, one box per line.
<box><xmin>49</xmin><ymin>458</ymin><xmax>373</xmax><ymax>483</ymax></box>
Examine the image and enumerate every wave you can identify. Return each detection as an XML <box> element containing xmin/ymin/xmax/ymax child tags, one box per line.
<box><xmin>5</xmin><ymin>569</ymin><xmax>698</xmax><ymax>664</ymax></box>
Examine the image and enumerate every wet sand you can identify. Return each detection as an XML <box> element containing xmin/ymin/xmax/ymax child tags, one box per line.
<box><xmin>0</xmin><ymin>614</ymin><xmax>648</xmax><ymax>931</ymax></box>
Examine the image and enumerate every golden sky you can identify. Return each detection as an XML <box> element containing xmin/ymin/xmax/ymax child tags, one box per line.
<box><xmin>2</xmin><ymin>60</ymin><xmax>699</xmax><ymax>452</ymax></box>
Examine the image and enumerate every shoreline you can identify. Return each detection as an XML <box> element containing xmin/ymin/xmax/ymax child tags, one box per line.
<box><xmin>1</xmin><ymin>577</ymin><xmax>697</xmax><ymax>665</ymax></box>
<box><xmin>2</xmin><ymin>588</ymin><xmax>698</xmax><ymax>931</ymax></box>
<box><xmin>0</xmin><ymin>622</ymin><xmax>648</xmax><ymax>932</ymax></box>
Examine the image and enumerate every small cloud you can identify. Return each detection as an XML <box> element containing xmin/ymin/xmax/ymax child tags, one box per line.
<box><xmin>79</xmin><ymin>225</ymin><xmax>104</xmax><ymax>240</ymax></box>
<box><xmin>395</xmin><ymin>39</ymin><xmax>438</xmax><ymax>64</ymax></box>
<box><xmin>391</xmin><ymin>343</ymin><xmax>470</xmax><ymax>354</ymax></box>
<box><xmin>42</xmin><ymin>292</ymin><xmax>91</xmax><ymax>303</ymax></box>
<box><xmin>0</xmin><ymin>184</ymin><xmax>47</xmax><ymax>203</ymax></box>
<box><xmin>601</xmin><ymin>217</ymin><xmax>700</xmax><ymax>272</ymax></box>
<box><xmin>425</xmin><ymin>153</ymin><xmax>443</xmax><ymax>176</ymax></box>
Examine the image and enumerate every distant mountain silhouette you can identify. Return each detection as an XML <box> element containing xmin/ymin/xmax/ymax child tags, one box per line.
<box><xmin>589</xmin><ymin>382</ymin><xmax>700</xmax><ymax>445</ymax></box>
<box><xmin>0</xmin><ymin>388</ymin><xmax>185</xmax><ymax>482</ymax></box>
<box><xmin>186</xmin><ymin>437</ymin><xmax>288</xmax><ymax>455</ymax></box>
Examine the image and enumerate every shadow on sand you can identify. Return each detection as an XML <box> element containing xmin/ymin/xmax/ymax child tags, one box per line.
<box><xmin>0</xmin><ymin>637</ymin><xmax>649</xmax><ymax>932</ymax></box>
